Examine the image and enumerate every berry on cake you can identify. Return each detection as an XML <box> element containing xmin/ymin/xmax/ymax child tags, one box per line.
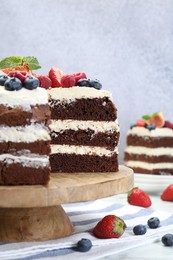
<box><xmin>0</xmin><ymin>56</ymin><xmax>51</xmax><ymax>185</ymax></box>
<box><xmin>124</xmin><ymin>112</ymin><xmax>173</xmax><ymax>175</ymax></box>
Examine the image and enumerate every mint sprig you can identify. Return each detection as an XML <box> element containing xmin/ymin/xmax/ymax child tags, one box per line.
<box><xmin>142</xmin><ymin>112</ymin><xmax>158</xmax><ymax>120</ymax></box>
<box><xmin>0</xmin><ymin>56</ymin><xmax>41</xmax><ymax>70</ymax></box>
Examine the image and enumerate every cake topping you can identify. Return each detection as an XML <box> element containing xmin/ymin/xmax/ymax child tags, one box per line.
<box><xmin>37</xmin><ymin>75</ymin><xmax>52</xmax><ymax>89</ymax></box>
<box><xmin>4</xmin><ymin>77</ymin><xmax>22</xmax><ymax>91</ymax></box>
<box><xmin>49</xmin><ymin>67</ymin><xmax>64</xmax><ymax>88</ymax></box>
<box><xmin>0</xmin><ymin>75</ymin><xmax>9</xmax><ymax>85</ymax></box>
<box><xmin>77</xmin><ymin>78</ymin><xmax>102</xmax><ymax>89</ymax></box>
<box><xmin>24</xmin><ymin>76</ymin><xmax>39</xmax><ymax>90</ymax></box>
<box><xmin>61</xmin><ymin>74</ymin><xmax>76</xmax><ymax>87</ymax></box>
<box><xmin>73</xmin><ymin>72</ymin><xmax>87</xmax><ymax>84</ymax></box>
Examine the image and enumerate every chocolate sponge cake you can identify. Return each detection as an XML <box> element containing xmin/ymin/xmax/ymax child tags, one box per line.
<box><xmin>49</xmin><ymin>85</ymin><xmax>120</xmax><ymax>173</ymax></box>
<box><xmin>0</xmin><ymin>74</ymin><xmax>51</xmax><ymax>185</ymax></box>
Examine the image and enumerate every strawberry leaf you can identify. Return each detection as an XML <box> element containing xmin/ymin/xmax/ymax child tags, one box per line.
<box><xmin>142</xmin><ymin>115</ymin><xmax>151</xmax><ymax>120</ymax></box>
<box><xmin>22</xmin><ymin>56</ymin><xmax>41</xmax><ymax>70</ymax></box>
<box><xmin>0</xmin><ymin>56</ymin><xmax>22</xmax><ymax>69</ymax></box>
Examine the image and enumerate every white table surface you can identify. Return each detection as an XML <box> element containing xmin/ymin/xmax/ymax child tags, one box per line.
<box><xmin>99</xmin><ymin>193</ymin><xmax>173</xmax><ymax>260</ymax></box>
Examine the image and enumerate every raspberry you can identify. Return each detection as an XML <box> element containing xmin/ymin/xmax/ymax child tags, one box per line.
<box><xmin>61</xmin><ymin>74</ymin><xmax>75</xmax><ymax>87</ymax></box>
<box><xmin>49</xmin><ymin>67</ymin><xmax>64</xmax><ymax>88</ymax></box>
<box><xmin>164</xmin><ymin>120</ymin><xmax>173</xmax><ymax>129</ymax></box>
<box><xmin>73</xmin><ymin>72</ymin><xmax>87</xmax><ymax>85</ymax></box>
<box><xmin>38</xmin><ymin>75</ymin><xmax>52</xmax><ymax>89</ymax></box>
<box><xmin>8</xmin><ymin>71</ymin><xmax>29</xmax><ymax>84</ymax></box>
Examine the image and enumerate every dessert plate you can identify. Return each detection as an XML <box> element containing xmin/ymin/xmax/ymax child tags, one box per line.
<box><xmin>134</xmin><ymin>173</ymin><xmax>173</xmax><ymax>194</ymax></box>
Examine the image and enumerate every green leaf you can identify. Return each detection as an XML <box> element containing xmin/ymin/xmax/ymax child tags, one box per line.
<box><xmin>151</xmin><ymin>112</ymin><xmax>158</xmax><ymax>118</ymax></box>
<box><xmin>142</xmin><ymin>115</ymin><xmax>151</xmax><ymax>120</ymax></box>
<box><xmin>22</xmin><ymin>56</ymin><xmax>41</xmax><ymax>70</ymax></box>
<box><xmin>0</xmin><ymin>56</ymin><xmax>22</xmax><ymax>69</ymax></box>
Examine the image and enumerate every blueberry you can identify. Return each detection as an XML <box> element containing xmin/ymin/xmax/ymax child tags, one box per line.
<box><xmin>24</xmin><ymin>76</ymin><xmax>39</xmax><ymax>90</ymax></box>
<box><xmin>133</xmin><ymin>224</ymin><xmax>147</xmax><ymax>235</ymax></box>
<box><xmin>77</xmin><ymin>78</ymin><xmax>91</xmax><ymax>87</ymax></box>
<box><xmin>89</xmin><ymin>79</ymin><xmax>102</xmax><ymax>90</ymax></box>
<box><xmin>162</xmin><ymin>234</ymin><xmax>173</xmax><ymax>246</ymax></box>
<box><xmin>4</xmin><ymin>77</ymin><xmax>22</xmax><ymax>91</ymax></box>
<box><xmin>145</xmin><ymin>124</ymin><xmax>156</xmax><ymax>131</ymax></box>
<box><xmin>147</xmin><ymin>217</ymin><xmax>160</xmax><ymax>229</ymax></box>
<box><xmin>130</xmin><ymin>124</ymin><xmax>136</xmax><ymax>129</ymax></box>
<box><xmin>76</xmin><ymin>238</ymin><xmax>92</xmax><ymax>252</ymax></box>
<box><xmin>0</xmin><ymin>75</ymin><xmax>10</xmax><ymax>86</ymax></box>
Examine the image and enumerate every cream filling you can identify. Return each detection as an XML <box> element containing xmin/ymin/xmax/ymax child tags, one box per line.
<box><xmin>48</xmin><ymin>87</ymin><xmax>113</xmax><ymax>102</ymax></box>
<box><xmin>128</xmin><ymin>127</ymin><xmax>173</xmax><ymax>137</ymax></box>
<box><xmin>0</xmin><ymin>124</ymin><xmax>50</xmax><ymax>142</ymax></box>
<box><xmin>49</xmin><ymin>119</ymin><xmax>120</xmax><ymax>133</ymax></box>
<box><xmin>51</xmin><ymin>144</ymin><xmax>118</xmax><ymax>156</ymax></box>
<box><xmin>0</xmin><ymin>153</ymin><xmax>49</xmax><ymax>168</ymax></box>
<box><xmin>125</xmin><ymin>146</ymin><xmax>173</xmax><ymax>156</ymax></box>
<box><xmin>125</xmin><ymin>161</ymin><xmax>173</xmax><ymax>170</ymax></box>
<box><xmin>0</xmin><ymin>87</ymin><xmax>48</xmax><ymax>110</ymax></box>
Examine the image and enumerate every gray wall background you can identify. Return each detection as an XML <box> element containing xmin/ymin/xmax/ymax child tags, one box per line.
<box><xmin>1</xmin><ymin>0</ymin><xmax>173</xmax><ymax>163</ymax></box>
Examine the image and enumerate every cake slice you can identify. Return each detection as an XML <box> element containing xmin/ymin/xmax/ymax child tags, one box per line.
<box><xmin>48</xmin><ymin>76</ymin><xmax>120</xmax><ymax>173</ymax></box>
<box><xmin>0</xmin><ymin>72</ymin><xmax>51</xmax><ymax>185</ymax></box>
<box><xmin>124</xmin><ymin>112</ymin><xmax>173</xmax><ymax>175</ymax></box>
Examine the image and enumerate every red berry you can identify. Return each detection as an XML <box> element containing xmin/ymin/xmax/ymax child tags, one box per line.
<box><xmin>136</xmin><ymin>120</ymin><xmax>146</xmax><ymax>127</ymax></box>
<box><xmin>8</xmin><ymin>70</ymin><xmax>29</xmax><ymax>84</ymax></box>
<box><xmin>61</xmin><ymin>74</ymin><xmax>75</xmax><ymax>88</ymax></box>
<box><xmin>38</xmin><ymin>75</ymin><xmax>52</xmax><ymax>89</ymax></box>
<box><xmin>73</xmin><ymin>72</ymin><xmax>87</xmax><ymax>85</ymax></box>
<box><xmin>128</xmin><ymin>187</ymin><xmax>152</xmax><ymax>208</ymax></box>
<box><xmin>164</xmin><ymin>121</ymin><xmax>173</xmax><ymax>129</ymax></box>
<box><xmin>93</xmin><ymin>215</ymin><xmax>126</xmax><ymax>239</ymax></box>
<box><xmin>161</xmin><ymin>184</ymin><xmax>173</xmax><ymax>201</ymax></box>
<box><xmin>49</xmin><ymin>67</ymin><xmax>64</xmax><ymax>88</ymax></box>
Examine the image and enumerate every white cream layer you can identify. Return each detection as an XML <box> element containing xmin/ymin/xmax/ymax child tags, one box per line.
<box><xmin>49</xmin><ymin>119</ymin><xmax>120</xmax><ymax>133</ymax></box>
<box><xmin>51</xmin><ymin>144</ymin><xmax>118</xmax><ymax>156</ymax></box>
<box><xmin>0</xmin><ymin>124</ymin><xmax>50</xmax><ymax>142</ymax></box>
<box><xmin>0</xmin><ymin>153</ymin><xmax>49</xmax><ymax>168</ymax></box>
<box><xmin>0</xmin><ymin>87</ymin><xmax>48</xmax><ymax>110</ymax></box>
<box><xmin>48</xmin><ymin>87</ymin><xmax>113</xmax><ymax>102</ymax></box>
<box><xmin>128</xmin><ymin>127</ymin><xmax>173</xmax><ymax>137</ymax></box>
<box><xmin>125</xmin><ymin>161</ymin><xmax>173</xmax><ymax>170</ymax></box>
<box><xmin>125</xmin><ymin>146</ymin><xmax>173</xmax><ymax>156</ymax></box>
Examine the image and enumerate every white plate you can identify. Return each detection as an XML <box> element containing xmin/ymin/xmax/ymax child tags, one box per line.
<box><xmin>134</xmin><ymin>173</ymin><xmax>173</xmax><ymax>194</ymax></box>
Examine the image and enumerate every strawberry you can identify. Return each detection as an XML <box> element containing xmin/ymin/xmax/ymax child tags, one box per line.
<box><xmin>128</xmin><ymin>187</ymin><xmax>152</xmax><ymax>208</ymax></box>
<box><xmin>8</xmin><ymin>71</ymin><xmax>29</xmax><ymax>84</ymax></box>
<box><xmin>136</xmin><ymin>120</ymin><xmax>146</xmax><ymax>127</ymax></box>
<box><xmin>38</xmin><ymin>75</ymin><xmax>52</xmax><ymax>89</ymax></box>
<box><xmin>161</xmin><ymin>184</ymin><xmax>173</xmax><ymax>201</ymax></box>
<box><xmin>61</xmin><ymin>74</ymin><xmax>75</xmax><ymax>88</ymax></box>
<box><xmin>93</xmin><ymin>215</ymin><xmax>126</xmax><ymax>239</ymax></box>
<box><xmin>73</xmin><ymin>72</ymin><xmax>87</xmax><ymax>85</ymax></box>
<box><xmin>49</xmin><ymin>67</ymin><xmax>64</xmax><ymax>88</ymax></box>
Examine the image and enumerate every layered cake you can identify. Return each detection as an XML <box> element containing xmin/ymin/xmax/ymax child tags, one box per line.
<box><xmin>48</xmin><ymin>69</ymin><xmax>120</xmax><ymax>173</ymax></box>
<box><xmin>0</xmin><ymin>66</ymin><xmax>51</xmax><ymax>185</ymax></box>
<box><xmin>124</xmin><ymin>112</ymin><xmax>173</xmax><ymax>175</ymax></box>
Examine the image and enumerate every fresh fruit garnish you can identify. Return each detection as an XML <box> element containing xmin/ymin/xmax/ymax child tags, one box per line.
<box><xmin>8</xmin><ymin>71</ymin><xmax>29</xmax><ymax>84</ymax></box>
<box><xmin>128</xmin><ymin>187</ymin><xmax>152</xmax><ymax>208</ymax></box>
<box><xmin>24</xmin><ymin>76</ymin><xmax>39</xmax><ymax>90</ymax></box>
<box><xmin>0</xmin><ymin>56</ymin><xmax>41</xmax><ymax>71</ymax></box>
<box><xmin>164</xmin><ymin>121</ymin><xmax>173</xmax><ymax>129</ymax></box>
<box><xmin>142</xmin><ymin>112</ymin><xmax>165</xmax><ymax>128</ymax></box>
<box><xmin>4</xmin><ymin>77</ymin><xmax>22</xmax><ymax>91</ymax></box>
<box><xmin>76</xmin><ymin>238</ymin><xmax>92</xmax><ymax>252</ymax></box>
<box><xmin>161</xmin><ymin>184</ymin><xmax>173</xmax><ymax>201</ymax></box>
<box><xmin>136</xmin><ymin>119</ymin><xmax>146</xmax><ymax>127</ymax></box>
<box><xmin>77</xmin><ymin>78</ymin><xmax>91</xmax><ymax>87</ymax></box>
<box><xmin>0</xmin><ymin>70</ymin><xmax>6</xmax><ymax>75</ymax></box>
<box><xmin>0</xmin><ymin>75</ymin><xmax>10</xmax><ymax>86</ymax></box>
<box><xmin>145</xmin><ymin>124</ymin><xmax>156</xmax><ymax>130</ymax></box>
<box><xmin>38</xmin><ymin>75</ymin><xmax>52</xmax><ymax>89</ymax></box>
<box><xmin>93</xmin><ymin>215</ymin><xmax>126</xmax><ymax>239</ymax></box>
<box><xmin>74</xmin><ymin>72</ymin><xmax>87</xmax><ymax>85</ymax></box>
<box><xmin>89</xmin><ymin>79</ymin><xmax>102</xmax><ymax>90</ymax></box>
<box><xmin>162</xmin><ymin>234</ymin><xmax>173</xmax><ymax>246</ymax></box>
<box><xmin>147</xmin><ymin>217</ymin><xmax>160</xmax><ymax>229</ymax></box>
<box><xmin>133</xmin><ymin>224</ymin><xmax>147</xmax><ymax>235</ymax></box>
<box><xmin>49</xmin><ymin>67</ymin><xmax>64</xmax><ymax>88</ymax></box>
<box><xmin>61</xmin><ymin>74</ymin><xmax>75</xmax><ymax>87</ymax></box>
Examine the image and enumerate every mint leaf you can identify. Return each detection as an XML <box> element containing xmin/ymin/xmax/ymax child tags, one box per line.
<box><xmin>142</xmin><ymin>115</ymin><xmax>151</xmax><ymax>120</ymax></box>
<box><xmin>22</xmin><ymin>56</ymin><xmax>41</xmax><ymax>70</ymax></box>
<box><xmin>0</xmin><ymin>56</ymin><xmax>22</xmax><ymax>69</ymax></box>
<box><xmin>151</xmin><ymin>112</ymin><xmax>158</xmax><ymax>118</ymax></box>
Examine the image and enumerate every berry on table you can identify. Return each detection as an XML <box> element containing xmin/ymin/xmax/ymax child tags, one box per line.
<box><xmin>147</xmin><ymin>217</ymin><xmax>160</xmax><ymax>229</ymax></box>
<box><xmin>161</xmin><ymin>184</ymin><xmax>173</xmax><ymax>201</ymax></box>
<box><xmin>127</xmin><ymin>187</ymin><xmax>152</xmax><ymax>208</ymax></box>
<box><xmin>76</xmin><ymin>238</ymin><xmax>92</xmax><ymax>252</ymax></box>
<box><xmin>24</xmin><ymin>76</ymin><xmax>39</xmax><ymax>90</ymax></box>
<box><xmin>161</xmin><ymin>234</ymin><xmax>173</xmax><ymax>246</ymax></box>
<box><xmin>4</xmin><ymin>77</ymin><xmax>22</xmax><ymax>91</ymax></box>
<box><xmin>133</xmin><ymin>224</ymin><xmax>147</xmax><ymax>235</ymax></box>
<box><xmin>0</xmin><ymin>75</ymin><xmax>10</xmax><ymax>86</ymax></box>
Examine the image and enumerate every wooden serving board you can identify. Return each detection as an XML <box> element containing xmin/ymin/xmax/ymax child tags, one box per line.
<box><xmin>0</xmin><ymin>165</ymin><xmax>134</xmax><ymax>242</ymax></box>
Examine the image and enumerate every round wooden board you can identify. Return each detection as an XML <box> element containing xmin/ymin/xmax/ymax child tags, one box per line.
<box><xmin>0</xmin><ymin>165</ymin><xmax>133</xmax><ymax>208</ymax></box>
